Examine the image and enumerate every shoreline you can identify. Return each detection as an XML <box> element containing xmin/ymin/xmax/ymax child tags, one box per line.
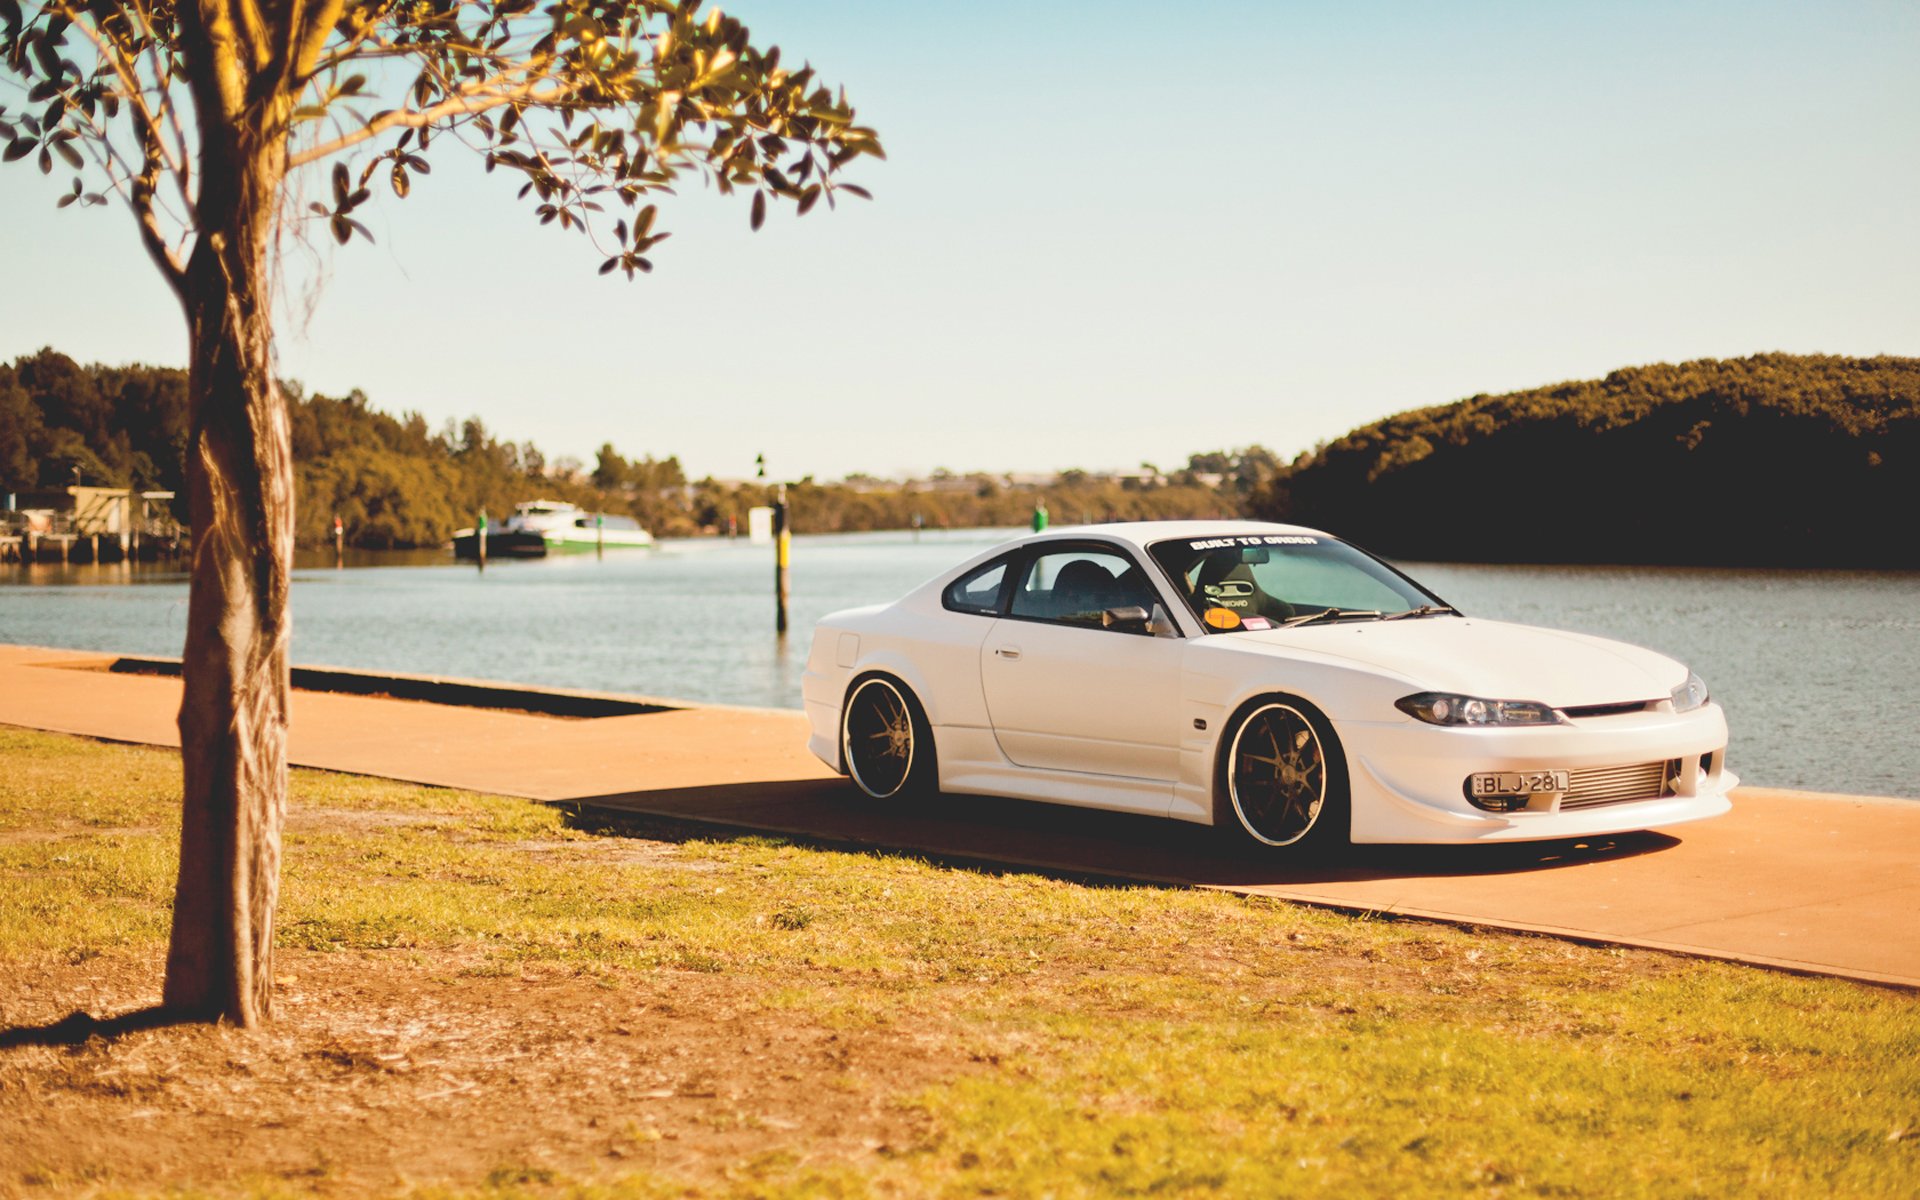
<box><xmin>8</xmin><ymin>528</ymin><xmax>1920</xmax><ymax>573</ymax></box>
<box><xmin>2</xmin><ymin>641</ymin><xmax>1918</xmax><ymax>990</ymax></box>
<box><xmin>1</xmin><ymin>640</ymin><xmax>1913</xmax><ymax>805</ymax></box>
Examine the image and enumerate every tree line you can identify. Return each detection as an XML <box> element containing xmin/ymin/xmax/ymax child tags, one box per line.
<box><xmin>1251</xmin><ymin>353</ymin><xmax>1920</xmax><ymax>568</ymax></box>
<box><xmin>2</xmin><ymin>348</ymin><xmax>1272</xmax><ymax>545</ymax></box>
<box><xmin>17</xmin><ymin>347</ymin><xmax>1908</xmax><ymax>565</ymax></box>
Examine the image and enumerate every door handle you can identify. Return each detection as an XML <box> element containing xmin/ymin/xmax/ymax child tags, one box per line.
<box><xmin>994</xmin><ymin>647</ymin><xmax>1022</xmax><ymax>660</ymax></box>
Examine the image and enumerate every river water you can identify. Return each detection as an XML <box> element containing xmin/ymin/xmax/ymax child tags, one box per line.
<box><xmin>2</xmin><ymin>528</ymin><xmax>1915</xmax><ymax>797</ymax></box>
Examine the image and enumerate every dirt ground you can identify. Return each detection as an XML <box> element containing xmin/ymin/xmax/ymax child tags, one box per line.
<box><xmin>1</xmin><ymin>950</ymin><xmax>961</xmax><ymax>1196</ymax></box>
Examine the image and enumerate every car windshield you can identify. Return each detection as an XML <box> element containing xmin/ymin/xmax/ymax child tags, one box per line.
<box><xmin>1148</xmin><ymin>533</ymin><xmax>1444</xmax><ymax>633</ymax></box>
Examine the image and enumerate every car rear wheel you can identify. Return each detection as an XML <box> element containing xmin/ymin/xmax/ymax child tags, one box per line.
<box><xmin>1218</xmin><ymin>696</ymin><xmax>1349</xmax><ymax>855</ymax></box>
<box><xmin>841</xmin><ymin>675</ymin><xmax>936</xmax><ymax>800</ymax></box>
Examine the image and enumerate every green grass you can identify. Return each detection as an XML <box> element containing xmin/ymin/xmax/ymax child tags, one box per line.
<box><xmin>3</xmin><ymin>723</ymin><xmax>1917</xmax><ymax>1198</ymax></box>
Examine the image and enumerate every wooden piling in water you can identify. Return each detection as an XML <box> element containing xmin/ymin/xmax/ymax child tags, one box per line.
<box><xmin>773</xmin><ymin>485</ymin><xmax>790</xmax><ymax>635</ymax></box>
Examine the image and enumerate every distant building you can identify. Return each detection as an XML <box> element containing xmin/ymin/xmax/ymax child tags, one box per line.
<box><xmin>2</xmin><ymin>487</ymin><xmax>181</xmax><ymax>562</ymax></box>
<box><xmin>4</xmin><ymin>486</ymin><xmax>178</xmax><ymax>539</ymax></box>
<box><xmin>1002</xmin><ymin>472</ymin><xmax>1059</xmax><ymax>488</ymax></box>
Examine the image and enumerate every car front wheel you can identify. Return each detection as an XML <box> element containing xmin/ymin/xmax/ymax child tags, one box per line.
<box><xmin>1217</xmin><ymin>696</ymin><xmax>1349</xmax><ymax>856</ymax></box>
<box><xmin>841</xmin><ymin>675</ymin><xmax>936</xmax><ymax>800</ymax></box>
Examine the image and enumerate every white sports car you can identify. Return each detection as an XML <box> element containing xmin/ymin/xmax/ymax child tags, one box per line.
<box><xmin>801</xmin><ymin>521</ymin><xmax>1735</xmax><ymax>854</ymax></box>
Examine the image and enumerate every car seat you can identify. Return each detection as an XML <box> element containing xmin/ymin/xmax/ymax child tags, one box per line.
<box><xmin>1052</xmin><ymin>558</ymin><xmax>1119</xmax><ymax>621</ymax></box>
<box><xmin>1192</xmin><ymin>554</ymin><xmax>1290</xmax><ymax>622</ymax></box>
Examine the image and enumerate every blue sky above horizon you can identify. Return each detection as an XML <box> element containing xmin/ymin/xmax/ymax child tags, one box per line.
<box><xmin>2</xmin><ymin>0</ymin><xmax>1916</xmax><ymax>481</ymax></box>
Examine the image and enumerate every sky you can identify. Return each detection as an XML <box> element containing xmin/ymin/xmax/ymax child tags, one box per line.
<box><xmin>2</xmin><ymin>0</ymin><xmax>1917</xmax><ymax>482</ymax></box>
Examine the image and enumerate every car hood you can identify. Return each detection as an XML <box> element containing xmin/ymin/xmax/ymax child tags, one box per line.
<box><xmin>1219</xmin><ymin>616</ymin><xmax>1686</xmax><ymax>707</ymax></box>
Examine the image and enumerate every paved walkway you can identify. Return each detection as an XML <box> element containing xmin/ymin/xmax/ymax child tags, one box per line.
<box><xmin>3</xmin><ymin>643</ymin><xmax>1916</xmax><ymax>989</ymax></box>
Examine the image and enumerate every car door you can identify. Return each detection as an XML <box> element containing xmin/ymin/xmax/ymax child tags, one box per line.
<box><xmin>979</xmin><ymin>543</ymin><xmax>1186</xmax><ymax>781</ymax></box>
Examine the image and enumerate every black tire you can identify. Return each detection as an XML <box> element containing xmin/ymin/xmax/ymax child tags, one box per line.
<box><xmin>1215</xmin><ymin>694</ymin><xmax>1350</xmax><ymax>856</ymax></box>
<box><xmin>841</xmin><ymin>674</ymin><xmax>938</xmax><ymax>800</ymax></box>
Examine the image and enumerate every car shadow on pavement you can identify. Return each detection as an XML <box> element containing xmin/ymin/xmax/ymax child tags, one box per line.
<box><xmin>556</xmin><ymin>777</ymin><xmax>1684</xmax><ymax>890</ymax></box>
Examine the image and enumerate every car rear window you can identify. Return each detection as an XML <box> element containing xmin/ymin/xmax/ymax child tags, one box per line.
<box><xmin>944</xmin><ymin>557</ymin><xmax>1011</xmax><ymax>615</ymax></box>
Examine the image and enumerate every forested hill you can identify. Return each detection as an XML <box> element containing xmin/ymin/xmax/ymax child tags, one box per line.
<box><xmin>1252</xmin><ymin>354</ymin><xmax>1920</xmax><ymax>568</ymax></box>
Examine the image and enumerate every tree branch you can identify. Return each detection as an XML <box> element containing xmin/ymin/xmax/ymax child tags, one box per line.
<box><xmin>48</xmin><ymin>2</ymin><xmax>187</xmax><ymax>182</ymax></box>
<box><xmin>288</xmin><ymin>0</ymin><xmax>349</xmax><ymax>83</ymax></box>
<box><xmin>287</xmin><ymin>76</ymin><xmax>574</xmax><ymax>168</ymax></box>
<box><xmin>126</xmin><ymin>0</ymin><xmax>198</xmax><ymax>205</ymax></box>
<box><xmin>229</xmin><ymin>0</ymin><xmax>274</xmax><ymax>76</ymax></box>
<box><xmin>304</xmin><ymin>38</ymin><xmax>410</xmax><ymax>77</ymax></box>
<box><xmin>63</xmin><ymin>109</ymin><xmax>191</xmax><ymax>300</ymax></box>
<box><xmin>130</xmin><ymin>158</ymin><xmax>190</xmax><ymax>301</ymax></box>
<box><xmin>187</xmin><ymin>0</ymin><xmax>252</xmax><ymax>120</ymax></box>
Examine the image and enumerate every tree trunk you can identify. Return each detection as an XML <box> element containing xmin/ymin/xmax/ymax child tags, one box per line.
<box><xmin>161</xmin><ymin>98</ymin><xmax>295</xmax><ymax>1027</ymax></box>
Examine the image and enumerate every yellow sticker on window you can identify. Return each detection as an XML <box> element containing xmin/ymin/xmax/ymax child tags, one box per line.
<box><xmin>1205</xmin><ymin>607</ymin><xmax>1242</xmax><ymax>630</ymax></box>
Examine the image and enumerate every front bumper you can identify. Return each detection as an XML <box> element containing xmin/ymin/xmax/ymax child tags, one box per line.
<box><xmin>1342</xmin><ymin>703</ymin><xmax>1735</xmax><ymax>844</ymax></box>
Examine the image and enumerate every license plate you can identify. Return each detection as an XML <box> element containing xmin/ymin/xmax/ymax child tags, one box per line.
<box><xmin>1469</xmin><ymin>770</ymin><xmax>1569</xmax><ymax>798</ymax></box>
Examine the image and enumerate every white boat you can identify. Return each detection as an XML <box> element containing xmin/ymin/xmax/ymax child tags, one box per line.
<box><xmin>452</xmin><ymin>500</ymin><xmax>653</xmax><ymax>558</ymax></box>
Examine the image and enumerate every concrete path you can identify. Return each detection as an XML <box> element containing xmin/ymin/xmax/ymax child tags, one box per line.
<box><xmin>2</xmin><ymin>643</ymin><xmax>1916</xmax><ymax>990</ymax></box>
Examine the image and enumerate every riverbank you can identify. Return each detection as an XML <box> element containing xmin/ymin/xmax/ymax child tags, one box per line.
<box><xmin>5</xmin><ymin>724</ymin><xmax>1918</xmax><ymax>1198</ymax></box>
<box><xmin>4</xmin><ymin>534</ymin><xmax>1918</xmax><ymax>793</ymax></box>
<box><xmin>1</xmin><ymin>643</ymin><xmax>1916</xmax><ymax>991</ymax></box>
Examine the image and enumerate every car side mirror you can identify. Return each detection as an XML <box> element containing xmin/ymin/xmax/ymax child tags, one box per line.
<box><xmin>1102</xmin><ymin>605</ymin><xmax>1150</xmax><ymax>633</ymax></box>
<box><xmin>1102</xmin><ymin>604</ymin><xmax>1181</xmax><ymax>638</ymax></box>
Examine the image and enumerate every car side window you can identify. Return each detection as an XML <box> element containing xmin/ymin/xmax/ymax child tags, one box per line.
<box><xmin>1009</xmin><ymin>548</ymin><xmax>1158</xmax><ymax>631</ymax></box>
<box><xmin>943</xmin><ymin>557</ymin><xmax>1012</xmax><ymax>616</ymax></box>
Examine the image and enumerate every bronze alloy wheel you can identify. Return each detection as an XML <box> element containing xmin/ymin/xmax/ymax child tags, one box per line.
<box><xmin>842</xmin><ymin>677</ymin><xmax>921</xmax><ymax>799</ymax></box>
<box><xmin>1228</xmin><ymin>701</ymin><xmax>1330</xmax><ymax>846</ymax></box>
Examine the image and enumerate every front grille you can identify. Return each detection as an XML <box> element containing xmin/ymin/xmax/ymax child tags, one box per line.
<box><xmin>1561</xmin><ymin>699</ymin><xmax>1657</xmax><ymax>719</ymax></box>
<box><xmin>1561</xmin><ymin>759</ymin><xmax>1677</xmax><ymax>810</ymax></box>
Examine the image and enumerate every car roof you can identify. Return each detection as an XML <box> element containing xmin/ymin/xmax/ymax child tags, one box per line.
<box><xmin>1025</xmin><ymin>519</ymin><xmax>1334</xmax><ymax>551</ymax></box>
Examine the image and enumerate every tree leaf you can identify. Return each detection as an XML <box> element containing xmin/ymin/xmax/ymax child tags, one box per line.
<box><xmin>330</xmin><ymin>214</ymin><xmax>350</xmax><ymax>244</ymax></box>
<box><xmin>331</xmin><ymin>162</ymin><xmax>349</xmax><ymax>205</ymax></box>
<box><xmin>750</xmin><ymin>189</ymin><xmax>766</xmax><ymax>231</ymax></box>
<box><xmin>52</xmin><ymin>138</ymin><xmax>81</xmax><ymax>169</ymax></box>
<box><xmin>390</xmin><ymin>163</ymin><xmax>409</xmax><ymax>198</ymax></box>
<box><xmin>1</xmin><ymin>139</ymin><xmax>31</xmax><ymax>163</ymax></box>
<box><xmin>32</xmin><ymin>37</ymin><xmax>60</xmax><ymax>82</ymax></box>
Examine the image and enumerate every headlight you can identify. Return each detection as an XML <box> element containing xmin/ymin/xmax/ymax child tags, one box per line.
<box><xmin>1396</xmin><ymin>692</ymin><xmax>1566</xmax><ymax>727</ymax></box>
<box><xmin>1670</xmin><ymin>671</ymin><xmax>1709</xmax><ymax>713</ymax></box>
